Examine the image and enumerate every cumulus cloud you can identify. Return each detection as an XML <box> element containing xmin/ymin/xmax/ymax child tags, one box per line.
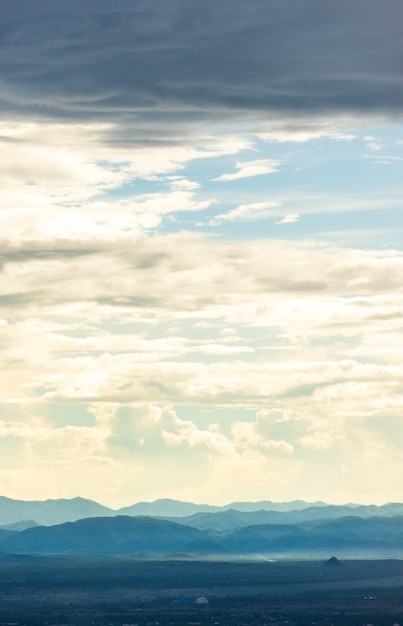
<box><xmin>298</xmin><ymin>432</ymin><xmax>334</xmax><ymax>451</ymax></box>
<box><xmin>231</xmin><ymin>420</ymin><xmax>294</xmax><ymax>455</ymax></box>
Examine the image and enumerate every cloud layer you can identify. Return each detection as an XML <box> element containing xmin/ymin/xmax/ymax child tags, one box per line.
<box><xmin>2</xmin><ymin>232</ymin><xmax>403</xmax><ymax>504</ymax></box>
<box><xmin>1</xmin><ymin>0</ymin><xmax>402</xmax><ymax>125</ymax></box>
<box><xmin>0</xmin><ymin>0</ymin><xmax>403</xmax><ymax>506</ymax></box>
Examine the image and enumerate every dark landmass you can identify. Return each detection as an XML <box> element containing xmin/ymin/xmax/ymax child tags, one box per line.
<box><xmin>1</xmin><ymin>556</ymin><xmax>403</xmax><ymax>625</ymax></box>
<box><xmin>324</xmin><ymin>556</ymin><xmax>343</xmax><ymax>567</ymax></box>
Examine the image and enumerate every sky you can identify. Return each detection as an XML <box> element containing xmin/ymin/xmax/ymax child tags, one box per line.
<box><xmin>1</xmin><ymin>0</ymin><xmax>403</xmax><ymax>508</ymax></box>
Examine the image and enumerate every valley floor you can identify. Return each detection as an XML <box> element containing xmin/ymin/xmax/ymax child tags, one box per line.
<box><xmin>1</xmin><ymin>557</ymin><xmax>403</xmax><ymax>625</ymax></box>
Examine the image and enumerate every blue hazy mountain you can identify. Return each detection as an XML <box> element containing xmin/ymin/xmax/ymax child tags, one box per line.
<box><xmin>0</xmin><ymin>496</ymin><xmax>328</xmax><ymax>526</ymax></box>
<box><xmin>0</xmin><ymin>528</ymin><xmax>16</xmax><ymax>541</ymax></box>
<box><xmin>0</xmin><ymin>496</ymin><xmax>113</xmax><ymax>526</ymax></box>
<box><xmin>168</xmin><ymin>504</ymin><xmax>403</xmax><ymax>532</ymax></box>
<box><xmin>2</xmin><ymin>514</ymin><xmax>403</xmax><ymax>558</ymax></box>
<box><xmin>119</xmin><ymin>499</ymin><xmax>327</xmax><ymax>517</ymax></box>
<box><xmin>218</xmin><ymin>516</ymin><xmax>403</xmax><ymax>556</ymax></box>
<box><xmin>0</xmin><ymin>515</ymin><xmax>218</xmax><ymax>556</ymax></box>
<box><xmin>0</xmin><ymin>520</ymin><xmax>39</xmax><ymax>532</ymax></box>
<box><xmin>118</xmin><ymin>498</ymin><xmax>220</xmax><ymax>517</ymax></box>
<box><xmin>2</xmin><ymin>496</ymin><xmax>403</xmax><ymax>532</ymax></box>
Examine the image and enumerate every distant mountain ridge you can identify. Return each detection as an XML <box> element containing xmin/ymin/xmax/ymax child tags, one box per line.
<box><xmin>118</xmin><ymin>498</ymin><xmax>328</xmax><ymax>517</ymax></box>
<box><xmin>0</xmin><ymin>496</ymin><xmax>111</xmax><ymax>527</ymax></box>
<box><xmin>3</xmin><ymin>496</ymin><xmax>403</xmax><ymax>558</ymax></box>
<box><xmin>170</xmin><ymin>504</ymin><xmax>403</xmax><ymax>532</ymax></box>
<box><xmin>0</xmin><ymin>496</ymin><xmax>328</xmax><ymax>527</ymax></box>
<box><xmin>118</xmin><ymin>498</ymin><xmax>219</xmax><ymax>517</ymax></box>
<box><xmin>2</xmin><ymin>496</ymin><xmax>403</xmax><ymax>530</ymax></box>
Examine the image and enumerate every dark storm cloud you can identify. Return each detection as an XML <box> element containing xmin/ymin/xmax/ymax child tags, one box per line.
<box><xmin>0</xmin><ymin>0</ymin><xmax>402</xmax><ymax>123</ymax></box>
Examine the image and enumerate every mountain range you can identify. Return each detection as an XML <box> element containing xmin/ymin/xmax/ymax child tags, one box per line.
<box><xmin>1</xmin><ymin>497</ymin><xmax>403</xmax><ymax>558</ymax></box>
<box><xmin>0</xmin><ymin>496</ymin><xmax>111</xmax><ymax>526</ymax></box>
<box><xmin>3</xmin><ymin>496</ymin><xmax>403</xmax><ymax>528</ymax></box>
<box><xmin>0</xmin><ymin>496</ymin><xmax>328</xmax><ymax>527</ymax></box>
<box><xmin>1</xmin><ymin>513</ymin><xmax>403</xmax><ymax>558</ymax></box>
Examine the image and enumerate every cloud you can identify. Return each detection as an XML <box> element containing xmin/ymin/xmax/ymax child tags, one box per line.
<box><xmin>0</xmin><ymin>120</ymin><xmax>236</xmax><ymax>242</ymax></box>
<box><xmin>213</xmin><ymin>159</ymin><xmax>280</xmax><ymax>182</ymax></box>
<box><xmin>0</xmin><ymin>0</ymin><xmax>401</xmax><ymax>129</ymax></box>
<box><xmin>161</xmin><ymin>413</ymin><xmax>234</xmax><ymax>456</ymax></box>
<box><xmin>1</xmin><ymin>235</ymin><xmax>403</xmax><ymax>323</ymax></box>
<box><xmin>0</xmin><ymin>0</ymin><xmax>402</xmax><ymax>507</ymax></box>
<box><xmin>298</xmin><ymin>432</ymin><xmax>334</xmax><ymax>451</ymax></box>
<box><xmin>231</xmin><ymin>420</ymin><xmax>294</xmax><ymax>455</ymax></box>
<box><xmin>364</xmin><ymin>136</ymin><xmax>383</xmax><ymax>151</ymax></box>
<box><xmin>276</xmin><ymin>214</ymin><xmax>299</xmax><ymax>224</ymax></box>
<box><xmin>256</xmin><ymin>117</ymin><xmax>362</xmax><ymax>143</ymax></box>
<box><xmin>210</xmin><ymin>200</ymin><xmax>281</xmax><ymax>225</ymax></box>
<box><xmin>362</xmin><ymin>154</ymin><xmax>403</xmax><ymax>165</ymax></box>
